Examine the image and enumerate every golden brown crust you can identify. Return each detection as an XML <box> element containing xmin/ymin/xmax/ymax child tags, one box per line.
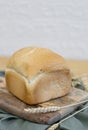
<box><xmin>5</xmin><ymin>68</ymin><xmax>71</xmax><ymax>104</ymax></box>
<box><xmin>5</xmin><ymin>46</ymin><xmax>71</xmax><ymax>104</ymax></box>
<box><xmin>7</xmin><ymin>46</ymin><xmax>67</xmax><ymax>79</ymax></box>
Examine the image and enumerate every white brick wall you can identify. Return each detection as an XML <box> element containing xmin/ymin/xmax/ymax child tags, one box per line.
<box><xmin>0</xmin><ymin>0</ymin><xmax>88</xmax><ymax>59</ymax></box>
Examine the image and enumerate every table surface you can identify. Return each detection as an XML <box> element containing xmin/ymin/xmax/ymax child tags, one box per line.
<box><xmin>0</xmin><ymin>57</ymin><xmax>88</xmax><ymax>75</ymax></box>
<box><xmin>0</xmin><ymin>57</ymin><xmax>88</xmax><ymax>129</ymax></box>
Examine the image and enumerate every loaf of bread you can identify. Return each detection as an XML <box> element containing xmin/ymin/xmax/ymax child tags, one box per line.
<box><xmin>5</xmin><ymin>46</ymin><xmax>71</xmax><ymax>105</ymax></box>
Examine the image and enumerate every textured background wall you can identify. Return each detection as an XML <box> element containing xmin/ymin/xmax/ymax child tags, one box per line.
<box><xmin>0</xmin><ymin>0</ymin><xmax>88</xmax><ymax>59</ymax></box>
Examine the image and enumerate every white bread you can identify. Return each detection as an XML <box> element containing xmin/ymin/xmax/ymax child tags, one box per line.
<box><xmin>5</xmin><ymin>46</ymin><xmax>71</xmax><ymax>105</ymax></box>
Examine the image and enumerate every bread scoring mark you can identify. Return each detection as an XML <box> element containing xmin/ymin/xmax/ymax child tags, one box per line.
<box><xmin>6</xmin><ymin>68</ymin><xmax>46</xmax><ymax>87</ymax></box>
<box><xmin>29</xmin><ymin>72</ymin><xmax>46</xmax><ymax>85</ymax></box>
<box><xmin>22</xmin><ymin>48</ymin><xmax>37</xmax><ymax>57</ymax></box>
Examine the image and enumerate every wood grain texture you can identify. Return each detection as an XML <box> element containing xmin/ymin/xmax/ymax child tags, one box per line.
<box><xmin>0</xmin><ymin>57</ymin><xmax>88</xmax><ymax>124</ymax></box>
<box><xmin>0</xmin><ymin>77</ymin><xmax>88</xmax><ymax>124</ymax></box>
